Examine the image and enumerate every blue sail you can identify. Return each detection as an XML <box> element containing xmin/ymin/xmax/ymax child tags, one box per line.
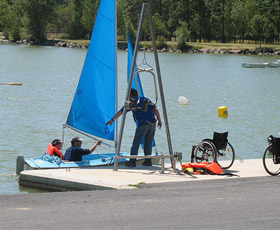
<box><xmin>66</xmin><ymin>0</ymin><xmax>116</xmax><ymax>141</ymax></box>
<box><xmin>127</xmin><ymin>32</ymin><xmax>144</xmax><ymax>97</ymax></box>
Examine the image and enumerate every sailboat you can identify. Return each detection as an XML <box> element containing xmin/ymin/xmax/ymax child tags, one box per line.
<box><xmin>268</xmin><ymin>39</ymin><xmax>280</xmax><ymax>68</ymax></box>
<box><xmin>242</xmin><ymin>39</ymin><xmax>268</xmax><ymax>68</ymax></box>
<box><xmin>17</xmin><ymin>0</ymin><xmax>167</xmax><ymax>173</ymax></box>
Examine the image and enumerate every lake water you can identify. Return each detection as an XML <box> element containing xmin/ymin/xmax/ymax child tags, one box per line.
<box><xmin>1</xmin><ymin>44</ymin><xmax>279</xmax><ymax>195</ymax></box>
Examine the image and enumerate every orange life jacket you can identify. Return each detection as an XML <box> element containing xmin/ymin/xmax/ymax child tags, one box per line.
<box><xmin>182</xmin><ymin>162</ymin><xmax>223</xmax><ymax>175</ymax></box>
<box><xmin>46</xmin><ymin>144</ymin><xmax>64</xmax><ymax>159</ymax></box>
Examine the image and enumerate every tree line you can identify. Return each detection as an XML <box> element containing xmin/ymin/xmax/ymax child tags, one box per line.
<box><xmin>0</xmin><ymin>0</ymin><xmax>279</xmax><ymax>48</ymax></box>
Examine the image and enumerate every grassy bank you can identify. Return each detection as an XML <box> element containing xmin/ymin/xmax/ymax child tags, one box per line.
<box><xmin>53</xmin><ymin>37</ymin><xmax>280</xmax><ymax>51</ymax></box>
<box><xmin>1</xmin><ymin>32</ymin><xmax>279</xmax><ymax>51</ymax></box>
<box><xmin>187</xmin><ymin>41</ymin><xmax>279</xmax><ymax>51</ymax></box>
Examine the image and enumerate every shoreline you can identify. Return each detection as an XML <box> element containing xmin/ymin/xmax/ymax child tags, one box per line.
<box><xmin>1</xmin><ymin>38</ymin><xmax>280</xmax><ymax>56</ymax></box>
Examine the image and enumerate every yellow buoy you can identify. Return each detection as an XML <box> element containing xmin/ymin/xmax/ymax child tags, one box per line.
<box><xmin>218</xmin><ymin>106</ymin><xmax>228</xmax><ymax>117</ymax></box>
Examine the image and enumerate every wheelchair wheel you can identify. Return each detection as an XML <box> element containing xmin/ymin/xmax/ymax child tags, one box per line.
<box><xmin>216</xmin><ymin>142</ymin><xmax>235</xmax><ymax>169</ymax></box>
<box><xmin>194</xmin><ymin>141</ymin><xmax>217</xmax><ymax>163</ymax></box>
<box><xmin>263</xmin><ymin>144</ymin><xmax>280</xmax><ymax>176</ymax></box>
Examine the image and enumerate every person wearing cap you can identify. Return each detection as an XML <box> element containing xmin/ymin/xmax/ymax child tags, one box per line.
<box><xmin>106</xmin><ymin>89</ymin><xmax>162</xmax><ymax>167</ymax></box>
<box><xmin>46</xmin><ymin>139</ymin><xmax>64</xmax><ymax>159</ymax></box>
<box><xmin>64</xmin><ymin>136</ymin><xmax>102</xmax><ymax>161</ymax></box>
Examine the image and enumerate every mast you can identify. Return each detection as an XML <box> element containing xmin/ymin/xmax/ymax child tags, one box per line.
<box><xmin>262</xmin><ymin>38</ymin><xmax>266</xmax><ymax>63</ymax></box>
<box><xmin>114</xmin><ymin>0</ymin><xmax>118</xmax><ymax>153</ymax></box>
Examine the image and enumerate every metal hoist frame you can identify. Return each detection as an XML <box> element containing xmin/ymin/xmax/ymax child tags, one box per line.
<box><xmin>114</xmin><ymin>3</ymin><xmax>175</xmax><ymax>172</ymax></box>
<box><xmin>133</xmin><ymin>68</ymin><xmax>158</xmax><ymax>107</ymax></box>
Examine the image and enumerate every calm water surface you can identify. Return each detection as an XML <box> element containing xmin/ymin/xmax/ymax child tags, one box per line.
<box><xmin>1</xmin><ymin>44</ymin><xmax>279</xmax><ymax>195</ymax></box>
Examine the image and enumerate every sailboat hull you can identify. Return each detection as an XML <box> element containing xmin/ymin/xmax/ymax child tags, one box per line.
<box><xmin>242</xmin><ymin>63</ymin><xmax>268</xmax><ymax>68</ymax></box>
<box><xmin>268</xmin><ymin>62</ymin><xmax>280</xmax><ymax>68</ymax></box>
<box><xmin>22</xmin><ymin>153</ymin><xmax>160</xmax><ymax>170</ymax></box>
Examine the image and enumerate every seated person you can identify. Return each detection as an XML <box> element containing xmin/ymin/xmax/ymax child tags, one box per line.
<box><xmin>46</xmin><ymin>139</ymin><xmax>64</xmax><ymax>159</ymax></box>
<box><xmin>64</xmin><ymin>136</ymin><xmax>102</xmax><ymax>161</ymax></box>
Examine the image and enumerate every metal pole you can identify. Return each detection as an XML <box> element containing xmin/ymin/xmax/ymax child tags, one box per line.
<box><xmin>63</xmin><ymin>124</ymin><xmax>113</xmax><ymax>147</ymax></box>
<box><xmin>146</xmin><ymin>4</ymin><xmax>174</xmax><ymax>162</ymax></box>
<box><xmin>114</xmin><ymin>0</ymin><xmax>118</xmax><ymax>155</ymax></box>
<box><xmin>58</xmin><ymin>124</ymin><xmax>66</xmax><ymax>167</ymax></box>
<box><xmin>113</xmin><ymin>3</ymin><xmax>146</xmax><ymax>171</ymax></box>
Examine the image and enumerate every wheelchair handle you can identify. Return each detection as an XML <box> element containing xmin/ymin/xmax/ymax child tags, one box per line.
<box><xmin>267</xmin><ymin>135</ymin><xmax>273</xmax><ymax>144</ymax></box>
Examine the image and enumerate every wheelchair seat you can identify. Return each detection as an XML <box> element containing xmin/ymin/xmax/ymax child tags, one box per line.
<box><xmin>272</xmin><ymin>136</ymin><xmax>280</xmax><ymax>164</ymax></box>
<box><xmin>272</xmin><ymin>136</ymin><xmax>280</xmax><ymax>155</ymax></box>
<box><xmin>212</xmin><ymin>132</ymin><xmax>228</xmax><ymax>150</ymax></box>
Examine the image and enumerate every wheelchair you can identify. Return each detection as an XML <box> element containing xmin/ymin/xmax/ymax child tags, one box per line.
<box><xmin>191</xmin><ymin>132</ymin><xmax>235</xmax><ymax>169</ymax></box>
<box><xmin>263</xmin><ymin>135</ymin><xmax>280</xmax><ymax>176</ymax></box>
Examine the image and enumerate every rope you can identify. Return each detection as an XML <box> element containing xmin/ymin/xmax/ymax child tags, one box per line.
<box><xmin>137</xmin><ymin>17</ymin><xmax>153</xmax><ymax>71</ymax></box>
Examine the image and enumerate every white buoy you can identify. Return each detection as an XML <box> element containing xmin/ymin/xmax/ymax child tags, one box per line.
<box><xmin>178</xmin><ymin>96</ymin><xmax>188</xmax><ymax>105</ymax></box>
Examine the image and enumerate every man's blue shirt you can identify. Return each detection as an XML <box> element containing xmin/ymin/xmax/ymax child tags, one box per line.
<box><xmin>64</xmin><ymin>146</ymin><xmax>90</xmax><ymax>161</ymax></box>
<box><xmin>121</xmin><ymin>96</ymin><xmax>156</xmax><ymax>126</ymax></box>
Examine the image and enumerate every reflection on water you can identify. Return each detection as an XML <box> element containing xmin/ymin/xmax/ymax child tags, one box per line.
<box><xmin>0</xmin><ymin>44</ymin><xmax>280</xmax><ymax>195</ymax></box>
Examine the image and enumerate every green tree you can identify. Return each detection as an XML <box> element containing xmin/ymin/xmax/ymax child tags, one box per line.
<box><xmin>166</xmin><ymin>0</ymin><xmax>181</xmax><ymax>39</ymax></box>
<box><xmin>0</xmin><ymin>0</ymin><xmax>22</xmax><ymax>41</ymax></box>
<box><xmin>81</xmin><ymin>0</ymin><xmax>99</xmax><ymax>39</ymax></box>
<box><xmin>259</xmin><ymin>0</ymin><xmax>280</xmax><ymax>41</ymax></box>
<box><xmin>175</xmin><ymin>21</ymin><xmax>190</xmax><ymax>50</ymax></box>
<box><xmin>69</xmin><ymin>0</ymin><xmax>87</xmax><ymax>39</ymax></box>
<box><xmin>1</xmin><ymin>0</ymin><xmax>279</xmax><ymax>46</ymax></box>
<box><xmin>126</xmin><ymin>20</ymin><xmax>136</xmax><ymax>42</ymax></box>
<box><xmin>273</xmin><ymin>1</ymin><xmax>280</xmax><ymax>36</ymax></box>
<box><xmin>18</xmin><ymin>0</ymin><xmax>57</xmax><ymax>44</ymax></box>
<box><xmin>223</xmin><ymin>1</ymin><xmax>234</xmax><ymax>42</ymax></box>
<box><xmin>210</xmin><ymin>0</ymin><xmax>229</xmax><ymax>43</ymax></box>
<box><xmin>0</xmin><ymin>0</ymin><xmax>11</xmax><ymax>38</ymax></box>
<box><xmin>152</xmin><ymin>14</ymin><xmax>169</xmax><ymax>39</ymax></box>
<box><xmin>231</xmin><ymin>0</ymin><xmax>249</xmax><ymax>42</ymax></box>
<box><xmin>7</xmin><ymin>3</ymin><xmax>22</xmax><ymax>41</ymax></box>
<box><xmin>249</xmin><ymin>14</ymin><xmax>269</xmax><ymax>45</ymax></box>
<box><xmin>117</xmin><ymin>0</ymin><xmax>127</xmax><ymax>38</ymax></box>
<box><xmin>51</xmin><ymin>3</ymin><xmax>73</xmax><ymax>36</ymax></box>
<box><xmin>192</xmin><ymin>0</ymin><xmax>210</xmax><ymax>42</ymax></box>
<box><xmin>119</xmin><ymin>0</ymin><xmax>143</xmax><ymax>29</ymax></box>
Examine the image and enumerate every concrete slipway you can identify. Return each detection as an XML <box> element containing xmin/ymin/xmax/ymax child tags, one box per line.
<box><xmin>19</xmin><ymin>159</ymin><xmax>269</xmax><ymax>192</ymax></box>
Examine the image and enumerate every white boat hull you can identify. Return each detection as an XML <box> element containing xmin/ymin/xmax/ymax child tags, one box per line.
<box><xmin>268</xmin><ymin>62</ymin><xmax>280</xmax><ymax>68</ymax></box>
<box><xmin>242</xmin><ymin>63</ymin><xmax>268</xmax><ymax>68</ymax></box>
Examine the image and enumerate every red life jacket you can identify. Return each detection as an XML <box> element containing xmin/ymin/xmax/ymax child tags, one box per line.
<box><xmin>182</xmin><ymin>162</ymin><xmax>223</xmax><ymax>175</ymax></box>
<box><xmin>46</xmin><ymin>144</ymin><xmax>64</xmax><ymax>160</ymax></box>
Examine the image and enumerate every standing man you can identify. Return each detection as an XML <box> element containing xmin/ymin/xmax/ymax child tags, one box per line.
<box><xmin>106</xmin><ymin>89</ymin><xmax>162</xmax><ymax>167</ymax></box>
<box><xmin>64</xmin><ymin>136</ymin><xmax>102</xmax><ymax>161</ymax></box>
